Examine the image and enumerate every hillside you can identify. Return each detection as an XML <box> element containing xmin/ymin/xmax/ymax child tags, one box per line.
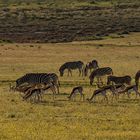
<box><xmin>0</xmin><ymin>0</ymin><xmax>140</xmax><ymax>43</ymax></box>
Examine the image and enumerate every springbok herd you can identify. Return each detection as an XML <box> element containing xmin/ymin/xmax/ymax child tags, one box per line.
<box><xmin>10</xmin><ymin>60</ymin><xmax>140</xmax><ymax>103</ymax></box>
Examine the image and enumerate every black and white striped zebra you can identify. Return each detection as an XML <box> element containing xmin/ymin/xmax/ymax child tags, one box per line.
<box><xmin>89</xmin><ymin>67</ymin><xmax>113</xmax><ymax>85</ymax></box>
<box><xmin>135</xmin><ymin>70</ymin><xmax>140</xmax><ymax>87</ymax></box>
<box><xmin>107</xmin><ymin>75</ymin><xmax>131</xmax><ymax>85</ymax></box>
<box><xmin>59</xmin><ymin>61</ymin><xmax>84</xmax><ymax>77</ymax></box>
<box><xmin>84</xmin><ymin>60</ymin><xmax>99</xmax><ymax>76</ymax></box>
<box><xmin>16</xmin><ymin>73</ymin><xmax>60</xmax><ymax>94</ymax></box>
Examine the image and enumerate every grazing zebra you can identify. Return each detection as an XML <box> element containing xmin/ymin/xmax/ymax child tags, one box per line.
<box><xmin>89</xmin><ymin>67</ymin><xmax>113</xmax><ymax>85</ymax></box>
<box><xmin>68</xmin><ymin>86</ymin><xmax>84</xmax><ymax>101</ymax></box>
<box><xmin>16</xmin><ymin>73</ymin><xmax>60</xmax><ymax>94</ymax></box>
<box><xmin>135</xmin><ymin>70</ymin><xmax>140</xmax><ymax>87</ymax></box>
<box><xmin>84</xmin><ymin>60</ymin><xmax>99</xmax><ymax>76</ymax></box>
<box><xmin>59</xmin><ymin>61</ymin><xmax>84</xmax><ymax>77</ymax></box>
<box><xmin>107</xmin><ymin>75</ymin><xmax>131</xmax><ymax>85</ymax></box>
<box><xmin>87</xmin><ymin>84</ymin><xmax>125</xmax><ymax>103</ymax></box>
<box><xmin>118</xmin><ymin>84</ymin><xmax>140</xmax><ymax>99</ymax></box>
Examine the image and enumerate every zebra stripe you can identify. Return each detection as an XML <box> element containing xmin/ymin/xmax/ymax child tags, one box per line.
<box><xmin>59</xmin><ymin>61</ymin><xmax>84</xmax><ymax>76</ymax></box>
<box><xmin>107</xmin><ymin>75</ymin><xmax>131</xmax><ymax>85</ymax></box>
<box><xmin>16</xmin><ymin>73</ymin><xmax>60</xmax><ymax>93</ymax></box>
<box><xmin>89</xmin><ymin>67</ymin><xmax>113</xmax><ymax>85</ymax></box>
<box><xmin>135</xmin><ymin>70</ymin><xmax>140</xmax><ymax>87</ymax></box>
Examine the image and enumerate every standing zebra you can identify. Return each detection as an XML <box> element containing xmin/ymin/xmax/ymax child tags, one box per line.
<box><xmin>59</xmin><ymin>61</ymin><xmax>84</xmax><ymax>77</ymax></box>
<box><xmin>89</xmin><ymin>67</ymin><xmax>113</xmax><ymax>85</ymax></box>
<box><xmin>135</xmin><ymin>70</ymin><xmax>140</xmax><ymax>87</ymax></box>
<box><xmin>107</xmin><ymin>75</ymin><xmax>131</xmax><ymax>85</ymax></box>
<box><xmin>84</xmin><ymin>60</ymin><xmax>99</xmax><ymax>76</ymax></box>
<box><xmin>16</xmin><ymin>73</ymin><xmax>60</xmax><ymax>94</ymax></box>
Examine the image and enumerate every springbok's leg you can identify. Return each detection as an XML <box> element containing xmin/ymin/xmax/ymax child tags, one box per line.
<box><xmin>79</xmin><ymin>69</ymin><xmax>81</xmax><ymax>76</ymax></box>
<box><xmin>99</xmin><ymin>77</ymin><xmax>103</xmax><ymax>85</ymax></box>
<box><xmin>73</xmin><ymin>92</ymin><xmax>76</xmax><ymax>101</ymax></box>
<box><xmin>79</xmin><ymin>91</ymin><xmax>84</xmax><ymax>101</ymax></box>
<box><xmin>93</xmin><ymin>95</ymin><xmax>96</xmax><ymax>103</ymax></box>
<box><xmin>126</xmin><ymin>90</ymin><xmax>131</xmax><ymax>98</ymax></box>
<box><xmin>102</xmin><ymin>90</ymin><xmax>108</xmax><ymax>103</ymax></box>
<box><xmin>82</xmin><ymin>93</ymin><xmax>85</xmax><ymax>101</ymax></box>
<box><xmin>134</xmin><ymin>87</ymin><xmax>140</xmax><ymax>99</ymax></box>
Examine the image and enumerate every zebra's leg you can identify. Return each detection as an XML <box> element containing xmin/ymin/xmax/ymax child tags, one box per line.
<box><xmin>56</xmin><ymin>84</ymin><xmax>60</xmax><ymax>94</ymax></box>
<box><xmin>69</xmin><ymin>69</ymin><xmax>72</xmax><ymax>76</ymax></box>
<box><xmin>68</xmin><ymin>69</ymin><xmax>69</xmax><ymax>77</ymax></box>
<box><xmin>50</xmin><ymin>85</ymin><xmax>56</xmax><ymax>101</ymax></box>
<box><xmin>90</xmin><ymin>68</ymin><xmax>91</xmax><ymax>73</ymax></box>
<box><xmin>79</xmin><ymin>69</ymin><xmax>81</xmax><ymax>77</ymax></box>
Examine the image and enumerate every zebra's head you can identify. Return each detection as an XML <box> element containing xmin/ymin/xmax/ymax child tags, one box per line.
<box><xmin>92</xmin><ymin>60</ymin><xmax>99</xmax><ymax>69</ymax></box>
<box><xmin>107</xmin><ymin>76</ymin><xmax>111</xmax><ymax>85</ymax></box>
<box><xmin>16</xmin><ymin>74</ymin><xmax>28</xmax><ymax>87</ymax></box>
<box><xmin>59</xmin><ymin>67</ymin><xmax>64</xmax><ymax>77</ymax></box>
<box><xmin>16</xmin><ymin>78</ymin><xmax>22</xmax><ymax>87</ymax></box>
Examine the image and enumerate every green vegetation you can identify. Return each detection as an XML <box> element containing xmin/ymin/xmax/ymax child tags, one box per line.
<box><xmin>0</xmin><ymin>0</ymin><xmax>139</xmax><ymax>9</ymax></box>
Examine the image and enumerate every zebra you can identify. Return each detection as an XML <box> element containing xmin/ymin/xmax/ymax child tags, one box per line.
<box><xmin>16</xmin><ymin>73</ymin><xmax>60</xmax><ymax>94</ymax></box>
<box><xmin>87</xmin><ymin>84</ymin><xmax>125</xmax><ymax>103</ymax></box>
<box><xmin>84</xmin><ymin>60</ymin><xmax>99</xmax><ymax>76</ymax></box>
<box><xmin>89</xmin><ymin>67</ymin><xmax>113</xmax><ymax>86</ymax></box>
<box><xmin>59</xmin><ymin>61</ymin><xmax>84</xmax><ymax>77</ymax></box>
<box><xmin>135</xmin><ymin>70</ymin><xmax>140</xmax><ymax>87</ymax></box>
<box><xmin>67</xmin><ymin>86</ymin><xmax>84</xmax><ymax>101</ymax></box>
<box><xmin>107</xmin><ymin>75</ymin><xmax>131</xmax><ymax>86</ymax></box>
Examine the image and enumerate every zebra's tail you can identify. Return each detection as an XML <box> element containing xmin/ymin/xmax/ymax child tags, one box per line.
<box><xmin>58</xmin><ymin>80</ymin><xmax>61</xmax><ymax>87</ymax></box>
<box><xmin>135</xmin><ymin>75</ymin><xmax>139</xmax><ymax>89</ymax></box>
<box><xmin>111</xmin><ymin>70</ymin><xmax>113</xmax><ymax>75</ymax></box>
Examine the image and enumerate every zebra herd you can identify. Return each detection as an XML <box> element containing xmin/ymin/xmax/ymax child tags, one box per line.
<box><xmin>10</xmin><ymin>60</ymin><xmax>140</xmax><ymax>103</ymax></box>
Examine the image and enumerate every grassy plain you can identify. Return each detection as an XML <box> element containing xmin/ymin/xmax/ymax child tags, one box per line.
<box><xmin>0</xmin><ymin>33</ymin><xmax>140</xmax><ymax>140</ymax></box>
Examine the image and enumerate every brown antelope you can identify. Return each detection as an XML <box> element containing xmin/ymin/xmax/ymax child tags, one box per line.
<box><xmin>22</xmin><ymin>83</ymin><xmax>56</xmax><ymax>102</ymax></box>
<box><xmin>118</xmin><ymin>84</ymin><xmax>140</xmax><ymax>99</ymax></box>
<box><xmin>68</xmin><ymin>86</ymin><xmax>84</xmax><ymax>101</ymax></box>
<box><xmin>87</xmin><ymin>84</ymin><xmax>125</xmax><ymax>103</ymax></box>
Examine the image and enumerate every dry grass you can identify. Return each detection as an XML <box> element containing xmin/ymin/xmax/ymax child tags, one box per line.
<box><xmin>0</xmin><ymin>33</ymin><xmax>140</xmax><ymax>140</ymax></box>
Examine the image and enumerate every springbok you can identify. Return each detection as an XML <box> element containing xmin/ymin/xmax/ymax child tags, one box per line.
<box><xmin>68</xmin><ymin>86</ymin><xmax>84</xmax><ymax>101</ymax></box>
